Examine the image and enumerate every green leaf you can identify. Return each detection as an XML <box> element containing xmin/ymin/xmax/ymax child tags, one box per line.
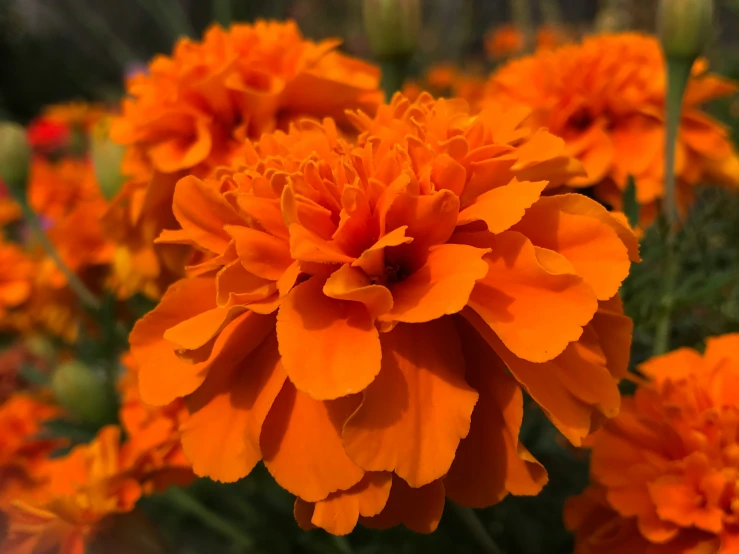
<box><xmin>623</xmin><ymin>174</ymin><xmax>640</xmax><ymax>229</ymax></box>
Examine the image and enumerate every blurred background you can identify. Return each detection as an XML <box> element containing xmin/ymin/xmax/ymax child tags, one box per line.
<box><xmin>2</xmin><ymin>0</ymin><xmax>739</xmax><ymax>122</ymax></box>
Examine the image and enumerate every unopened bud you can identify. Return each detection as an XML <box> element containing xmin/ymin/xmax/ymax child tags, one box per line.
<box><xmin>658</xmin><ymin>0</ymin><xmax>713</xmax><ymax>61</ymax></box>
<box><xmin>0</xmin><ymin>122</ymin><xmax>31</xmax><ymax>192</ymax></box>
<box><xmin>91</xmin><ymin>119</ymin><xmax>126</xmax><ymax>200</ymax></box>
<box><xmin>363</xmin><ymin>0</ymin><xmax>421</xmax><ymax>60</ymax></box>
<box><xmin>51</xmin><ymin>361</ymin><xmax>116</xmax><ymax>426</ymax></box>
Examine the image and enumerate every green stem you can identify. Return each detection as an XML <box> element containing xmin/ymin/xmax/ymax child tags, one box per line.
<box><xmin>213</xmin><ymin>0</ymin><xmax>232</xmax><ymax>27</ymax></box>
<box><xmin>652</xmin><ymin>59</ymin><xmax>692</xmax><ymax>356</ymax></box>
<box><xmin>451</xmin><ymin>503</ymin><xmax>503</xmax><ymax>554</ymax></box>
<box><xmin>18</xmin><ymin>201</ymin><xmax>101</xmax><ymax>311</ymax></box>
<box><xmin>380</xmin><ymin>57</ymin><xmax>410</xmax><ymax>101</ymax></box>
<box><xmin>135</xmin><ymin>0</ymin><xmax>195</xmax><ymax>41</ymax></box>
<box><xmin>164</xmin><ymin>487</ymin><xmax>255</xmax><ymax>551</ymax></box>
<box><xmin>510</xmin><ymin>0</ymin><xmax>535</xmax><ymax>53</ymax></box>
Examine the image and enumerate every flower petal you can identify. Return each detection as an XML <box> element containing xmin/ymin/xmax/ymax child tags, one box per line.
<box><xmin>342</xmin><ymin>319</ymin><xmax>478</xmax><ymax>487</ymax></box>
<box><xmin>468</xmin><ymin>230</ymin><xmax>598</xmax><ymax>363</ymax></box>
<box><xmin>225</xmin><ymin>225</ymin><xmax>293</xmax><ymax>281</ymax></box>
<box><xmin>360</xmin><ymin>475</ymin><xmax>445</xmax><ymax>534</ymax></box>
<box><xmin>323</xmin><ymin>264</ymin><xmax>393</xmax><ymax>319</ymax></box>
<box><xmin>511</xmin><ymin>194</ymin><xmax>637</xmax><ymax>300</ymax></box>
<box><xmin>445</xmin><ymin>316</ymin><xmax>547</xmax><ymax>507</ymax></box>
<box><xmin>277</xmin><ymin>276</ymin><xmax>382</xmax><ymax>400</ymax></box>
<box><xmin>261</xmin><ymin>383</ymin><xmax>364</xmax><ymax>502</ymax></box>
<box><xmin>180</xmin><ymin>330</ymin><xmax>285</xmax><ymax>482</ymax></box>
<box><xmin>382</xmin><ymin>243</ymin><xmax>489</xmax><ymax>323</ymax></box>
<box><xmin>457</xmin><ymin>179</ymin><xmax>546</xmax><ymax>234</ymax></box>
<box><xmin>172</xmin><ymin>176</ymin><xmax>245</xmax><ymax>254</ymax></box>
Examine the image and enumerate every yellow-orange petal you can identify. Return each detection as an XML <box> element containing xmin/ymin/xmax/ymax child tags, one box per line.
<box><xmin>294</xmin><ymin>472</ymin><xmax>393</xmax><ymax>535</ymax></box>
<box><xmin>261</xmin><ymin>383</ymin><xmax>364</xmax><ymax>502</ymax></box>
<box><xmin>511</xmin><ymin>194</ymin><xmax>637</xmax><ymax>300</ymax></box>
<box><xmin>323</xmin><ymin>264</ymin><xmax>394</xmax><ymax>319</ymax></box>
<box><xmin>225</xmin><ymin>225</ymin><xmax>293</xmax><ymax>281</ymax></box>
<box><xmin>342</xmin><ymin>319</ymin><xmax>478</xmax><ymax>487</ymax></box>
<box><xmin>180</xmin><ymin>330</ymin><xmax>285</xmax><ymax>482</ymax></box>
<box><xmin>360</xmin><ymin>475</ymin><xmax>445</xmax><ymax>534</ymax></box>
<box><xmin>457</xmin><ymin>179</ymin><xmax>546</xmax><ymax>234</ymax></box>
<box><xmin>591</xmin><ymin>296</ymin><xmax>633</xmax><ymax>380</ymax></box>
<box><xmin>468</xmin><ymin>230</ymin><xmax>598</xmax><ymax>363</ymax></box>
<box><xmin>162</xmin><ymin>306</ymin><xmax>239</xmax><ymax>351</ymax></box>
<box><xmin>445</xmin><ymin>317</ymin><xmax>547</xmax><ymax>507</ymax></box>
<box><xmin>382</xmin><ymin>243</ymin><xmax>489</xmax><ymax>323</ymax></box>
<box><xmin>277</xmin><ymin>276</ymin><xmax>382</xmax><ymax>400</ymax></box>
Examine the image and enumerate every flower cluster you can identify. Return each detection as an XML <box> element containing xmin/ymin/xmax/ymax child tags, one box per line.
<box><xmin>483</xmin><ymin>33</ymin><xmax>739</xmax><ymax>224</ymax></box>
<box><xmin>131</xmin><ymin>92</ymin><xmax>638</xmax><ymax>534</ymax></box>
<box><xmin>567</xmin><ymin>334</ymin><xmax>739</xmax><ymax>553</ymax></box>
<box><xmin>107</xmin><ymin>20</ymin><xmax>383</xmax><ymax>298</ymax></box>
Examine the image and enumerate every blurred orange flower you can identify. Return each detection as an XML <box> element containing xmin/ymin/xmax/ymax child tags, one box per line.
<box><xmin>2</xmin><ymin>423</ymin><xmax>186</xmax><ymax>554</ymax></box>
<box><xmin>485</xmin><ymin>24</ymin><xmax>525</xmax><ymax>59</ymax></box>
<box><xmin>0</xmin><ymin>242</ymin><xmax>34</xmax><ymax>321</ymax></box>
<box><xmin>402</xmin><ymin>63</ymin><xmax>486</xmax><ymax>106</ymax></box>
<box><xmin>0</xmin><ymin>394</ymin><xmax>59</xmax><ymax>510</ymax></box>
<box><xmin>131</xmin><ymin>93</ymin><xmax>637</xmax><ymax>535</ymax></box>
<box><xmin>108</xmin><ymin>20</ymin><xmax>383</xmax><ymax>299</ymax></box>
<box><xmin>567</xmin><ymin>334</ymin><xmax>739</xmax><ymax>554</ymax></box>
<box><xmin>483</xmin><ymin>33</ymin><xmax>739</xmax><ymax>226</ymax></box>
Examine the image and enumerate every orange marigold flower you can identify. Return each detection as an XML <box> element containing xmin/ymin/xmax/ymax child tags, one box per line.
<box><xmin>402</xmin><ymin>63</ymin><xmax>486</xmax><ymax>106</ymax></box>
<box><xmin>1</xmin><ymin>423</ymin><xmax>186</xmax><ymax>554</ymax></box>
<box><xmin>27</xmin><ymin>156</ymin><xmax>103</xmax><ymax>222</ymax></box>
<box><xmin>0</xmin><ymin>394</ymin><xmax>59</xmax><ymax>510</ymax></box>
<box><xmin>107</xmin><ymin>20</ymin><xmax>382</xmax><ymax>299</ymax></box>
<box><xmin>567</xmin><ymin>334</ymin><xmax>739</xmax><ymax>554</ymax></box>
<box><xmin>483</xmin><ymin>33</ymin><xmax>739</xmax><ymax>226</ymax></box>
<box><xmin>484</xmin><ymin>24</ymin><xmax>525</xmax><ymax>60</ymax></box>
<box><xmin>131</xmin><ymin>92</ymin><xmax>638</xmax><ymax>535</ymax></box>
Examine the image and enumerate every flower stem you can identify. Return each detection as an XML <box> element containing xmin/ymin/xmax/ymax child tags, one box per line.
<box><xmin>213</xmin><ymin>0</ymin><xmax>232</xmax><ymax>27</ymax></box>
<box><xmin>653</xmin><ymin>58</ymin><xmax>692</xmax><ymax>356</ymax></box>
<box><xmin>510</xmin><ymin>0</ymin><xmax>534</xmax><ymax>53</ymax></box>
<box><xmin>164</xmin><ymin>486</ymin><xmax>255</xmax><ymax>551</ymax></box>
<box><xmin>17</xmin><ymin>200</ymin><xmax>101</xmax><ymax>311</ymax></box>
<box><xmin>451</xmin><ymin>503</ymin><xmax>504</xmax><ymax>554</ymax></box>
<box><xmin>380</xmin><ymin>57</ymin><xmax>411</xmax><ymax>101</ymax></box>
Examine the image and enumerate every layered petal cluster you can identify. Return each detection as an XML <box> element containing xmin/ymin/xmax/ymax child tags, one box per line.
<box><xmin>107</xmin><ymin>20</ymin><xmax>382</xmax><ymax>298</ymax></box>
<box><xmin>567</xmin><ymin>334</ymin><xmax>739</xmax><ymax>554</ymax></box>
<box><xmin>0</xmin><ymin>394</ymin><xmax>59</xmax><ymax>510</ymax></box>
<box><xmin>0</xmin><ymin>241</ymin><xmax>34</xmax><ymax>321</ymax></box>
<box><xmin>131</xmin><ymin>92</ymin><xmax>638</xmax><ymax>535</ymax></box>
<box><xmin>118</xmin><ymin>353</ymin><xmax>194</xmax><ymax>484</ymax></box>
<box><xmin>483</xmin><ymin>33</ymin><xmax>739</xmax><ymax>225</ymax></box>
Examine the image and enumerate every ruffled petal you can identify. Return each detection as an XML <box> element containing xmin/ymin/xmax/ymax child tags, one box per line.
<box><xmin>180</xmin><ymin>330</ymin><xmax>285</xmax><ymax>482</ymax></box>
<box><xmin>277</xmin><ymin>276</ymin><xmax>382</xmax><ymax>400</ymax></box>
<box><xmin>457</xmin><ymin>179</ymin><xmax>546</xmax><ymax>233</ymax></box>
<box><xmin>468</xmin><ymin>230</ymin><xmax>598</xmax><ymax>363</ymax></box>
<box><xmin>360</xmin><ymin>475</ymin><xmax>445</xmax><ymax>534</ymax></box>
<box><xmin>261</xmin><ymin>383</ymin><xmax>364</xmax><ymax>502</ymax></box>
<box><xmin>342</xmin><ymin>319</ymin><xmax>478</xmax><ymax>487</ymax></box>
<box><xmin>445</xmin><ymin>316</ymin><xmax>547</xmax><ymax>507</ymax></box>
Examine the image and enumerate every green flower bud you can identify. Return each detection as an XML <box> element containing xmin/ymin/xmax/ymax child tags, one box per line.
<box><xmin>658</xmin><ymin>0</ymin><xmax>714</xmax><ymax>61</ymax></box>
<box><xmin>363</xmin><ymin>0</ymin><xmax>421</xmax><ymax>60</ymax></box>
<box><xmin>51</xmin><ymin>361</ymin><xmax>117</xmax><ymax>426</ymax></box>
<box><xmin>91</xmin><ymin>119</ymin><xmax>126</xmax><ymax>201</ymax></box>
<box><xmin>0</xmin><ymin>122</ymin><xmax>31</xmax><ymax>192</ymax></box>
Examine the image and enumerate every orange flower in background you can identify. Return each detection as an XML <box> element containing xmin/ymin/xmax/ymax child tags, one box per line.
<box><xmin>485</xmin><ymin>24</ymin><xmax>524</xmax><ymax>60</ymax></box>
<box><xmin>0</xmin><ymin>394</ymin><xmax>59</xmax><ymax>510</ymax></box>
<box><xmin>567</xmin><ymin>334</ymin><xmax>739</xmax><ymax>554</ymax></box>
<box><xmin>27</xmin><ymin>156</ymin><xmax>103</xmax><ymax>222</ymax></box>
<box><xmin>0</xmin><ymin>178</ymin><xmax>21</xmax><ymax>228</ymax></box>
<box><xmin>536</xmin><ymin>25</ymin><xmax>572</xmax><ymax>50</ymax></box>
<box><xmin>483</xmin><ymin>33</ymin><xmax>739</xmax><ymax>226</ymax></box>
<box><xmin>131</xmin><ymin>92</ymin><xmax>638</xmax><ymax>535</ymax></box>
<box><xmin>1</xmin><ymin>421</ymin><xmax>189</xmax><ymax>554</ymax></box>
<box><xmin>27</xmin><ymin>102</ymin><xmax>106</xmax><ymax>155</ymax></box>
<box><xmin>107</xmin><ymin>19</ymin><xmax>383</xmax><ymax>299</ymax></box>
<box><xmin>0</xmin><ymin>242</ymin><xmax>34</xmax><ymax>321</ymax></box>
<box><xmin>118</xmin><ymin>353</ymin><xmax>193</xmax><ymax>485</ymax></box>
<box><xmin>402</xmin><ymin>63</ymin><xmax>486</xmax><ymax>106</ymax></box>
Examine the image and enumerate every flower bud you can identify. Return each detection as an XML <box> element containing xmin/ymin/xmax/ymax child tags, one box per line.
<box><xmin>658</xmin><ymin>0</ymin><xmax>713</xmax><ymax>61</ymax></box>
<box><xmin>362</xmin><ymin>0</ymin><xmax>421</xmax><ymax>59</ymax></box>
<box><xmin>0</xmin><ymin>122</ymin><xmax>31</xmax><ymax>192</ymax></box>
<box><xmin>91</xmin><ymin>118</ymin><xmax>126</xmax><ymax>200</ymax></box>
<box><xmin>51</xmin><ymin>361</ymin><xmax>117</xmax><ymax>426</ymax></box>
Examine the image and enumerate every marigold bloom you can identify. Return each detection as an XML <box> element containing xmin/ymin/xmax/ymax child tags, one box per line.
<box><xmin>483</xmin><ymin>33</ymin><xmax>739</xmax><ymax>225</ymax></box>
<box><xmin>567</xmin><ymin>334</ymin><xmax>739</xmax><ymax>554</ymax></box>
<box><xmin>402</xmin><ymin>64</ymin><xmax>486</xmax><ymax>106</ymax></box>
<box><xmin>107</xmin><ymin>20</ymin><xmax>382</xmax><ymax>299</ymax></box>
<box><xmin>1</xmin><ymin>423</ymin><xmax>187</xmax><ymax>554</ymax></box>
<box><xmin>131</xmin><ymin>93</ymin><xmax>638</xmax><ymax>535</ymax></box>
<box><xmin>0</xmin><ymin>394</ymin><xmax>59</xmax><ymax>510</ymax></box>
<box><xmin>0</xmin><ymin>178</ymin><xmax>21</xmax><ymax>228</ymax></box>
<box><xmin>485</xmin><ymin>24</ymin><xmax>525</xmax><ymax>60</ymax></box>
<box><xmin>0</xmin><ymin>242</ymin><xmax>34</xmax><ymax>321</ymax></box>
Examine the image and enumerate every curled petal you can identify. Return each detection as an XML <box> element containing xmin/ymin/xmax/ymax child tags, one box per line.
<box><xmin>360</xmin><ymin>475</ymin><xmax>445</xmax><ymax>534</ymax></box>
<box><xmin>457</xmin><ymin>179</ymin><xmax>546</xmax><ymax>234</ymax></box>
<box><xmin>324</xmin><ymin>264</ymin><xmax>394</xmax><ymax>319</ymax></box>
